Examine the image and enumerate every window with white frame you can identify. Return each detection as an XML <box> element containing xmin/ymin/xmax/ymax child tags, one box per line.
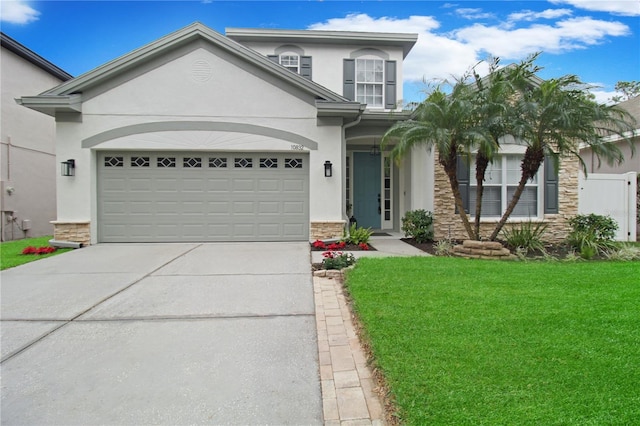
<box><xmin>356</xmin><ymin>58</ymin><xmax>384</xmax><ymax>107</ymax></box>
<box><xmin>280</xmin><ymin>54</ymin><xmax>299</xmax><ymax>73</ymax></box>
<box><xmin>468</xmin><ymin>154</ymin><xmax>540</xmax><ymax>217</ymax></box>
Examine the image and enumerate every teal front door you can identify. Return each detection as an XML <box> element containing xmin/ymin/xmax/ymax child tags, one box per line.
<box><xmin>353</xmin><ymin>152</ymin><xmax>381</xmax><ymax>229</ymax></box>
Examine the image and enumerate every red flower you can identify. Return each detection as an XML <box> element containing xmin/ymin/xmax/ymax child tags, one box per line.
<box><xmin>22</xmin><ymin>246</ymin><xmax>56</xmax><ymax>255</ymax></box>
<box><xmin>327</xmin><ymin>243</ymin><xmax>340</xmax><ymax>251</ymax></box>
<box><xmin>337</xmin><ymin>241</ymin><xmax>346</xmax><ymax>249</ymax></box>
<box><xmin>312</xmin><ymin>240</ymin><xmax>327</xmax><ymax>249</ymax></box>
<box><xmin>358</xmin><ymin>243</ymin><xmax>370</xmax><ymax>251</ymax></box>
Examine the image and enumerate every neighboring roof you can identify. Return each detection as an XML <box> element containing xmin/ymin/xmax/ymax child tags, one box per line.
<box><xmin>18</xmin><ymin>22</ymin><xmax>362</xmax><ymax>117</ymax></box>
<box><xmin>1</xmin><ymin>32</ymin><xmax>73</xmax><ymax>81</ymax></box>
<box><xmin>616</xmin><ymin>95</ymin><xmax>640</xmax><ymax>121</ymax></box>
<box><xmin>226</xmin><ymin>28</ymin><xmax>418</xmax><ymax>59</ymax></box>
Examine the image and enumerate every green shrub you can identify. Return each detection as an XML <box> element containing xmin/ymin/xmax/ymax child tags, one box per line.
<box><xmin>568</xmin><ymin>214</ymin><xmax>618</xmax><ymax>241</ymax></box>
<box><xmin>566</xmin><ymin>214</ymin><xmax>618</xmax><ymax>258</ymax></box>
<box><xmin>501</xmin><ymin>221</ymin><xmax>548</xmax><ymax>254</ymax></box>
<box><xmin>401</xmin><ymin>209</ymin><xmax>434</xmax><ymax>243</ymax></box>
<box><xmin>344</xmin><ymin>224</ymin><xmax>373</xmax><ymax>245</ymax></box>
<box><xmin>321</xmin><ymin>252</ymin><xmax>356</xmax><ymax>270</ymax></box>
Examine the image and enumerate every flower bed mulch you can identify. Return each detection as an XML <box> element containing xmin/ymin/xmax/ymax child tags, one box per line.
<box><xmin>310</xmin><ymin>241</ymin><xmax>377</xmax><ymax>251</ymax></box>
<box><xmin>401</xmin><ymin>238</ymin><xmax>586</xmax><ymax>260</ymax></box>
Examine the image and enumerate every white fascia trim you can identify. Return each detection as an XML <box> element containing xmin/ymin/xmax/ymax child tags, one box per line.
<box><xmin>316</xmin><ymin>100</ymin><xmax>365</xmax><ymax>117</ymax></box>
<box><xmin>16</xmin><ymin>94</ymin><xmax>82</xmax><ymax>116</ymax></box>
<box><xmin>578</xmin><ymin>129</ymin><xmax>640</xmax><ymax>150</ymax></box>
<box><xmin>226</xmin><ymin>27</ymin><xmax>418</xmax><ymax>58</ymax></box>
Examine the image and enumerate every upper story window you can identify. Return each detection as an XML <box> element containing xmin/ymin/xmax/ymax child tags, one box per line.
<box><xmin>268</xmin><ymin>47</ymin><xmax>312</xmax><ymax>80</ymax></box>
<box><xmin>356</xmin><ymin>58</ymin><xmax>384</xmax><ymax>107</ymax></box>
<box><xmin>279</xmin><ymin>54</ymin><xmax>300</xmax><ymax>73</ymax></box>
<box><xmin>344</xmin><ymin>53</ymin><xmax>396</xmax><ymax>110</ymax></box>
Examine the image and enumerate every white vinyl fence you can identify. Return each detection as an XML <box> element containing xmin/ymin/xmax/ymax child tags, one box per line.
<box><xmin>578</xmin><ymin>172</ymin><xmax>638</xmax><ymax>241</ymax></box>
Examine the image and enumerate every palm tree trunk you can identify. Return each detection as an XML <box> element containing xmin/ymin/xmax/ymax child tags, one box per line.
<box><xmin>440</xmin><ymin>148</ymin><xmax>476</xmax><ymax>240</ymax></box>
<box><xmin>474</xmin><ymin>154</ymin><xmax>489</xmax><ymax>240</ymax></box>
<box><xmin>490</xmin><ymin>147</ymin><xmax>545</xmax><ymax>240</ymax></box>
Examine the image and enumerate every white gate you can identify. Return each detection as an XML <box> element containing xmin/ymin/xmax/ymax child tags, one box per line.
<box><xmin>578</xmin><ymin>172</ymin><xmax>637</xmax><ymax>241</ymax></box>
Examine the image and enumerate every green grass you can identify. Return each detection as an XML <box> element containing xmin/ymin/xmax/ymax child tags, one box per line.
<box><xmin>345</xmin><ymin>257</ymin><xmax>640</xmax><ymax>425</ymax></box>
<box><xmin>0</xmin><ymin>236</ymin><xmax>72</xmax><ymax>270</ymax></box>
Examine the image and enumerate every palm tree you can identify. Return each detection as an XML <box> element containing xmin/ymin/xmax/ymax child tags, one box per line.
<box><xmin>488</xmin><ymin>75</ymin><xmax>637</xmax><ymax>240</ymax></box>
<box><xmin>382</xmin><ymin>80</ymin><xmax>486</xmax><ymax>240</ymax></box>
<box><xmin>467</xmin><ymin>56</ymin><xmax>540</xmax><ymax>238</ymax></box>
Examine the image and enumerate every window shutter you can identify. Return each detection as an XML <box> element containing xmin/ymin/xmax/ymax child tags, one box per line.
<box><xmin>385</xmin><ymin>60</ymin><xmax>397</xmax><ymax>109</ymax></box>
<box><xmin>456</xmin><ymin>155</ymin><xmax>470</xmax><ymax>213</ymax></box>
<box><xmin>267</xmin><ymin>55</ymin><xmax>279</xmax><ymax>63</ymax></box>
<box><xmin>544</xmin><ymin>155</ymin><xmax>559</xmax><ymax>214</ymax></box>
<box><xmin>343</xmin><ymin>59</ymin><xmax>355</xmax><ymax>101</ymax></box>
<box><xmin>300</xmin><ymin>56</ymin><xmax>312</xmax><ymax>80</ymax></box>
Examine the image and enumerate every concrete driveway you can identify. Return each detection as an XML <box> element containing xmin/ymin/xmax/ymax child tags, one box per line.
<box><xmin>1</xmin><ymin>242</ymin><xmax>321</xmax><ymax>425</ymax></box>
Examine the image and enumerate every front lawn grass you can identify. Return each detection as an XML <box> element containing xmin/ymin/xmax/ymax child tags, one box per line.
<box><xmin>0</xmin><ymin>236</ymin><xmax>71</xmax><ymax>270</ymax></box>
<box><xmin>345</xmin><ymin>257</ymin><xmax>640</xmax><ymax>425</ymax></box>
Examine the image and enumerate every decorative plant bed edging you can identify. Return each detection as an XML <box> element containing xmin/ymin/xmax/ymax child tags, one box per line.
<box><xmin>453</xmin><ymin>240</ymin><xmax>517</xmax><ymax>260</ymax></box>
<box><xmin>312</xmin><ymin>265</ymin><xmax>354</xmax><ymax>281</ymax></box>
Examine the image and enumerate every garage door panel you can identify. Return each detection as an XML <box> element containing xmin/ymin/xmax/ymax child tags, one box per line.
<box><xmin>102</xmin><ymin>201</ymin><xmax>126</xmax><ymax>214</ymax></box>
<box><xmin>207</xmin><ymin>224</ymin><xmax>232</xmax><ymax>238</ymax></box>
<box><xmin>258</xmin><ymin>202</ymin><xmax>280</xmax><ymax>214</ymax></box>
<box><xmin>283</xmin><ymin>179</ymin><xmax>304</xmax><ymax>192</ymax></box>
<box><xmin>258</xmin><ymin>223</ymin><xmax>281</xmax><ymax>237</ymax></box>
<box><xmin>233</xmin><ymin>201</ymin><xmax>255</xmax><ymax>214</ymax></box>
<box><xmin>156</xmin><ymin>178</ymin><xmax>179</xmax><ymax>192</ymax></box>
<box><xmin>283</xmin><ymin>223</ymin><xmax>305</xmax><ymax>238</ymax></box>
<box><xmin>233</xmin><ymin>179</ymin><xmax>255</xmax><ymax>192</ymax></box>
<box><xmin>283</xmin><ymin>201</ymin><xmax>305</xmax><ymax>214</ymax></box>
<box><xmin>129</xmin><ymin>178</ymin><xmax>153</xmax><ymax>192</ymax></box>
<box><xmin>98</xmin><ymin>152</ymin><xmax>308</xmax><ymax>242</ymax></box>
<box><xmin>207</xmin><ymin>178</ymin><xmax>231</xmax><ymax>192</ymax></box>
<box><xmin>258</xmin><ymin>179</ymin><xmax>280</xmax><ymax>191</ymax></box>
<box><xmin>233</xmin><ymin>223</ymin><xmax>256</xmax><ymax>237</ymax></box>
<box><xmin>208</xmin><ymin>201</ymin><xmax>231</xmax><ymax>214</ymax></box>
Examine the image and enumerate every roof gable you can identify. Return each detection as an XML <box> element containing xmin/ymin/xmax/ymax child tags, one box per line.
<box><xmin>1</xmin><ymin>32</ymin><xmax>72</xmax><ymax>81</ymax></box>
<box><xmin>42</xmin><ymin>22</ymin><xmax>348</xmax><ymax>103</ymax></box>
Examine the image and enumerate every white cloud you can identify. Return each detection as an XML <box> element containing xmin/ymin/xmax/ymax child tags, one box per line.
<box><xmin>0</xmin><ymin>0</ymin><xmax>40</xmax><ymax>24</ymax></box>
<box><xmin>308</xmin><ymin>13</ymin><xmax>631</xmax><ymax>87</ymax></box>
<box><xmin>550</xmin><ymin>0</ymin><xmax>640</xmax><ymax>16</ymax></box>
<box><xmin>508</xmin><ymin>8</ymin><xmax>573</xmax><ymax>22</ymax></box>
<box><xmin>454</xmin><ymin>17</ymin><xmax>629</xmax><ymax>58</ymax></box>
<box><xmin>455</xmin><ymin>8</ymin><xmax>495</xmax><ymax>20</ymax></box>
<box><xmin>308</xmin><ymin>13</ymin><xmax>486</xmax><ymax>83</ymax></box>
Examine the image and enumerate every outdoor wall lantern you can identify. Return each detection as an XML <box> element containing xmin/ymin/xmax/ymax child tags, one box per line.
<box><xmin>61</xmin><ymin>159</ymin><xmax>75</xmax><ymax>177</ymax></box>
<box><xmin>324</xmin><ymin>160</ymin><xmax>333</xmax><ymax>177</ymax></box>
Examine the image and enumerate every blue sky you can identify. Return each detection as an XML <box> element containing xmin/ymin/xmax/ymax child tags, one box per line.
<box><xmin>2</xmin><ymin>0</ymin><xmax>639</xmax><ymax>104</ymax></box>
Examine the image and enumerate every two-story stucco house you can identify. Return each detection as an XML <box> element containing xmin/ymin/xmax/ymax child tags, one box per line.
<box><xmin>1</xmin><ymin>32</ymin><xmax>73</xmax><ymax>241</ymax></box>
<box><xmin>17</xmin><ymin>22</ymin><xmax>576</xmax><ymax>245</ymax></box>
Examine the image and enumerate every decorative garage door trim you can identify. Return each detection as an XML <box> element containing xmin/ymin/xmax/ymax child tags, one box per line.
<box><xmin>83</xmin><ymin>122</ymin><xmax>318</xmax><ymax>150</ymax></box>
<box><xmin>97</xmin><ymin>151</ymin><xmax>309</xmax><ymax>242</ymax></box>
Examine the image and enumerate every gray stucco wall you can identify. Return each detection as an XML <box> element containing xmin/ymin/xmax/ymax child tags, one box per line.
<box><xmin>1</xmin><ymin>46</ymin><xmax>64</xmax><ymax>240</ymax></box>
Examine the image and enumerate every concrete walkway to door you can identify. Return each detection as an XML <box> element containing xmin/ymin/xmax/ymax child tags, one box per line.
<box><xmin>1</xmin><ymin>242</ymin><xmax>321</xmax><ymax>425</ymax></box>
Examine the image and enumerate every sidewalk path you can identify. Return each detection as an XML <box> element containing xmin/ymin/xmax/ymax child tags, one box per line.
<box><xmin>313</xmin><ymin>234</ymin><xmax>428</xmax><ymax>425</ymax></box>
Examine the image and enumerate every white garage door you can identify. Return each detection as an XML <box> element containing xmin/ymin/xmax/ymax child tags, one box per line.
<box><xmin>98</xmin><ymin>152</ymin><xmax>309</xmax><ymax>242</ymax></box>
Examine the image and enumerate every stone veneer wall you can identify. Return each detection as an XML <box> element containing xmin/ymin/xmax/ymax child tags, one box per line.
<box><xmin>51</xmin><ymin>221</ymin><xmax>91</xmax><ymax>246</ymax></box>
<box><xmin>310</xmin><ymin>220</ymin><xmax>346</xmax><ymax>241</ymax></box>
<box><xmin>433</xmin><ymin>154</ymin><xmax>580</xmax><ymax>243</ymax></box>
